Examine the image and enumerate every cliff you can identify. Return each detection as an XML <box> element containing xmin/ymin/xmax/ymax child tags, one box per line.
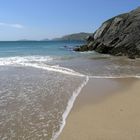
<box><xmin>74</xmin><ymin>7</ymin><xmax>140</xmax><ymax>59</ymax></box>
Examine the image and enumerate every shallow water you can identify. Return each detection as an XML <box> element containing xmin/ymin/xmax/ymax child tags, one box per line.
<box><xmin>0</xmin><ymin>41</ymin><xmax>140</xmax><ymax>140</ymax></box>
<box><xmin>0</xmin><ymin>66</ymin><xmax>85</xmax><ymax>140</ymax></box>
<box><xmin>50</xmin><ymin>56</ymin><xmax>140</xmax><ymax>78</ymax></box>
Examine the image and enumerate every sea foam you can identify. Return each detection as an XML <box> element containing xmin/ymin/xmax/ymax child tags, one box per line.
<box><xmin>0</xmin><ymin>56</ymin><xmax>139</xmax><ymax>79</ymax></box>
<box><xmin>0</xmin><ymin>56</ymin><xmax>53</xmax><ymax>65</ymax></box>
<box><xmin>51</xmin><ymin>76</ymin><xmax>89</xmax><ymax>140</ymax></box>
<box><xmin>0</xmin><ymin>56</ymin><xmax>85</xmax><ymax>77</ymax></box>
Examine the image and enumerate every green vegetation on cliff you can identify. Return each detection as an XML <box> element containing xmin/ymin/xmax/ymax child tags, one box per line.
<box><xmin>53</xmin><ymin>32</ymin><xmax>91</xmax><ymax>41</ymax></box>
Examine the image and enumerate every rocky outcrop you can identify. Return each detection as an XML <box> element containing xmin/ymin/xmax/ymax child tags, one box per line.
<box><xmin>74</xmin><ymin>7</ymin><xmax>140</xmax><ymax>59</ymax></box>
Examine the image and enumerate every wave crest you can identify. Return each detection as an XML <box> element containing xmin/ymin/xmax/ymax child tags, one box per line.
<box><xmin>0</xmin><ymin>56</ymin><xmax>53</xmax><ymax>65</ymax></box>
<box><xmin>0</xmin><ymin>56</ymin><xmax>139</xmax><ymax>79</ymax></box>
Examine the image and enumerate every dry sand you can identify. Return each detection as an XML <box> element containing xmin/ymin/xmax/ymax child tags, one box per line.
<box><xmin>57</xmin><ymin>78</ymin><xmax>140</xmax><ymax>140</ymax></box>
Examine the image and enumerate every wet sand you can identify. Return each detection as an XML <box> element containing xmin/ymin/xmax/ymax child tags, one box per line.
<box><xmin>57</xmin><ymin>78</ymin><xmax>140</xmax><ymax>140</ymax></box>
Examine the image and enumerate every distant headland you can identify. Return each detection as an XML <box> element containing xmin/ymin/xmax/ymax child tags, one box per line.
<box><xmin>17</xmin><ymin>32</ymin><xmax>91</xmax><ymax>42</ymax></box>
<box><xmin>51</xmin><ymin>32</ymin><xmax>91</xmax><ymax>41</ymax></box>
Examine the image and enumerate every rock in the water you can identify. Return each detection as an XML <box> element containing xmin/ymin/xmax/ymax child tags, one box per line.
<box><xmin>74</xmin><ymin>7</ymin><xmax>140</xmax><ymax>58</ymax></box>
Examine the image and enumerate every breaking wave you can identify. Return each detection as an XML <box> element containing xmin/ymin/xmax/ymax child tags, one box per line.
<box><xmin>0</xmin><ymin>56</ymin><xmax>140</xmax><ymax>78</ymax></box>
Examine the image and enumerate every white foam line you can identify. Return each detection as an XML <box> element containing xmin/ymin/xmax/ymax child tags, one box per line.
<box><xmin>18</xmin><ymin>63</ymin><xmax>140</xmax><ymax>79</ymax></box>
<box><xmin>18</xmin><ymin>63</ymin><xmax>85</xmax><ymax>77</ymax></box>
<box><xmin>1</xmin><ymin>61</ymin><xmax>140</xmax><ymax>79</ymax></box>
<box><xmin>21</xmin><ymin>64</ymin><xmax>140</xmax><ymax>79</ymax></box>
<box><xmin>51</xmin><ymin>74</ymin><xmax>140</xmax><ymax>140</ymax></box>
<box><xmin>89</xmin><ymin>75</ymin><xmax>140</xmax><ymax>79</ymax></box>
<box><xmin>0</xmin><ymin>56</ymin><xmax>53</xmax><ymax>65</ymax></box>
<box><xmin>51</xmin><ymin>76</ymin><xmax>89</xmax><ymax>140</ymax></box>
<box><xmin>0</xmin><ymin>60</ymin><xmax>140</xmax><ymax>79</ymax></box>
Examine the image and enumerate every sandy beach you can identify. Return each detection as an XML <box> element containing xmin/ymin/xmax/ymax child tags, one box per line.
<box><xmin>57</xmin><ymin>78</ymin><xmax>140</xmax><ymax>140</ymax></box>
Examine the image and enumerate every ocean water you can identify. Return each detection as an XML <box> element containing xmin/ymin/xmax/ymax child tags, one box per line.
<box><xmin>0</xmin><ymin>41</ymin><xmax>140</xmax><ymax>140</ymax></box>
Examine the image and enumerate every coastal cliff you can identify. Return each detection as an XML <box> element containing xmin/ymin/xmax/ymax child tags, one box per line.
<box><xmin>74</xmin><ymin>7</ymin><xmax>140</xmax><ymax>59</ymax></box>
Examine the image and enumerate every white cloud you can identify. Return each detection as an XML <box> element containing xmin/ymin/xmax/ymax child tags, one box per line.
<box><xmin>0</xmin><ymin>22</ymin><xmax>24</xmax><ymax>29</ymax></box>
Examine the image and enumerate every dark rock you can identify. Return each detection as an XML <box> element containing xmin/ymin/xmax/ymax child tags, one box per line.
<box><xmin>74</xmin><ymin>7</ymin><xmax>140</xmax><ymax>59</ymax></box>
<box><xmin>86</xmin><ymin>35</ymin><xmax>94</xmax><ymax>42</ymax></box>
<box><xmin>128</xmin><ymin>55</ymin><xmax>135</xmax><ymax>59</ymax></box>
<box><xmin>115</xmin><ymin>52</ymin><xmax>123</xmax><ymax>56</ymax></box>
<box><xmin>64</xmin><ymin>46</ymin><xmax>74</xmax><ymax>51</ymax></box>
<box><xmin>74</xmin><ymin>45</ymin><xmax>89</xmax><ymax>52</ymax></box>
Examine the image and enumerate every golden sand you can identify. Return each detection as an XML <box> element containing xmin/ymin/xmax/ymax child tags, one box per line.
<box><xmin>58</xmin><ymin>78</ymin><xmax>140</xmax><ymax>140</ymax></box>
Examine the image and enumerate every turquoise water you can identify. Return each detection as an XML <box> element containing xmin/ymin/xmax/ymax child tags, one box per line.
<box><xmin>0</xmin><ymin>41</ymin><xmax>84</xmax><ymax>57</ymax></box>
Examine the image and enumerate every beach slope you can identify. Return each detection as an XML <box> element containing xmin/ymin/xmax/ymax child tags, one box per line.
<box><xmin>57</xmin><ymin>78</ymin><xmax>140</xmax><ymax>140</ymax></box>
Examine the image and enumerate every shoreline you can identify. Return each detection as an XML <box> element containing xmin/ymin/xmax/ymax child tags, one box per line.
<box><xmin>57</xmin><ymin>77</ymin><xmax>140</xmax><ymax>140</ymax></box>
<box><xmin>52</xmin><ymin>76</ymin><xmax>89</xmax><ymax>140</ymax></box>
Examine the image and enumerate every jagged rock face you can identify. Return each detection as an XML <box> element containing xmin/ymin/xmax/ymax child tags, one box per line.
<box><xmin>75</xmin><ymin>7</ymin><xmax>140</xmax><ymax>59</ymax></box>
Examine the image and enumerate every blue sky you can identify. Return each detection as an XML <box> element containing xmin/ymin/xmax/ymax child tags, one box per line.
<box><xmin>0</xmin><ymin>0</ymin><xmax>140</xmax><ymax>40</ymax></box>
